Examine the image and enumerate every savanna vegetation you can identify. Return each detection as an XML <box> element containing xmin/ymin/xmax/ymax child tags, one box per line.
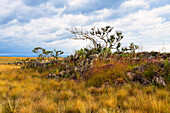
<box><xmin>0</xmin><ymin>26</ymin><xmax>169</xmax><ymax>113</ymax></box>
<box><xmin>0</xmin><ymin>57</ymin><xmax>36</xmax><ymax>64</ymax></box>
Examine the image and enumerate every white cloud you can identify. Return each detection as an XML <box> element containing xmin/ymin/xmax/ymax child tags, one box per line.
<box><xmin>0</xmin><ymin>0</ymin><xmax>22</xmax><ymax>17</ymax></box>
<box><xmin>89</xmin><ymin>4</ymin><xmax>170</xmax><ymax>52</ymax></box>
<box><xmin>120</xmin><ymin>0</ymin><xmax>150</xmax><ymax>9</ymax></box>
<box><xmin>0</xmin><ymin>0</ymin><xmax>170</xmax><ymax>54</ymax></box>
<box><xmin>92</xmin><ymin>8</ymin><xmax>114</xmax><ymax>20</ymax></box>
<box><xmin>0</xmin><ymin>9</ymin><xmax>112</xmax><ymax>49</ymax></box>
<box><xmin>68</xmin><ymin>0</ymin><xmax>90</xmax><ymax>7</ymax></box>
<box><xmin>151</xmin><ymin>4</ymin><xmax>170</xmax><ymax>16</ymax></box>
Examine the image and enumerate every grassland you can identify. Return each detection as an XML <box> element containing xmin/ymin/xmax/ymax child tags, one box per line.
<box><xmin>0</xmin><ymin>57</ymin><xmax>63</xmax><ymax>64</ymax></box>
<box><xmin>0</xmin><ymin>57</ymin><xmax>169</xmax><ymax>113</ymax></box>
<box><xmin>0</xmin><ymin>57</ymin><xmax>36</xmax><ymax>64</ymax></box>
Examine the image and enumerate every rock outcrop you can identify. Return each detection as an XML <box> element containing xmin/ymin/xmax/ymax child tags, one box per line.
<box><xmin>127</xmin><ymin>61</ymin><xmax>167</xmax><ymax>86</ymax></box>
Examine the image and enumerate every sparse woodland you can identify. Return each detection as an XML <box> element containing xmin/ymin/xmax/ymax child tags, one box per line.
<box><xmin>0</xmin><ymin>26</ymin><xmax>169</xmax><ymax>113</ymax></box>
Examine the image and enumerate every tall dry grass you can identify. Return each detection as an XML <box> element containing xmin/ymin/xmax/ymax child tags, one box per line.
<box><xmin>0</xmin><ymin>64</ymin><xmax>169</xmax><ymax>113</ymax></box>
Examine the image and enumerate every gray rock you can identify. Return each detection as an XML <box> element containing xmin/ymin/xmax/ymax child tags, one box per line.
<box><xmin>126</xmin><ymin>72</ymin><xmax>135</xmax><ymax>80</ymax></box>
<box><xmin>126</xmin><ymin>72</ymin><xmax>151</xmax><ymax>85</ymax></box>
<box><xmin>153</xmin><ymin>71</ymin><xmax>166</xmax><ymax>86</ymax></box>
<box><xmin>131</xmin><ymin>65</ymin><xmax>147</xmax><ymax>73</ymax></box>
<box><xmin>148</xmin><ymin>56</ymin><xmax>156</xmax><ymax>60</ymax></box>
<box><xmin>162</xmin><ymin>54</ymin><xmax>168</xmax><ymax>60</ymax></box>
<box><xmin>74</xmin><ymin>67</ymin><xmax>78</xmax><ymax>71</ymax></box>
<box><xmin>46</xmin><ymin>73</ymin><xmax>56</xmax><ymax>79</ymax></box>
<box><xmin>58</xmin><ymin>70</ymin><xmax>65</xmax><ymax>77</ymax></box>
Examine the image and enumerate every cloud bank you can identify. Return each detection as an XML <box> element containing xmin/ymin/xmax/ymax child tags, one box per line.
<box><xmin>0</xmin><ymin>0</ymin><xmax>170</xmax><ymax>55</ymax></box>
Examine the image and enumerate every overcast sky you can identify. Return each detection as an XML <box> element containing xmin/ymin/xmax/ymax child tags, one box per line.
<box><xmin>0</xmin><ymin>0</ymin><xmax>170</xmax><ymax>55</ymax></box>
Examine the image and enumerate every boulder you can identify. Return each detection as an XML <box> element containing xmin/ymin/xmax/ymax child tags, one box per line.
<box><xmin>126</xmin><ymin>72</ymin><xmax>135</xmax><ymax>80</ymax></box>
<box><xmin>141</xmin><ymin>52</ymin><xmax>149</xmax><ymax>58</ymax></box>
<box><xmin>130</xmin><ymin>64</ymin><xmax>167</xmax><ymax>86</ymax></box>
<box><xmin>126</xmin><ymin>72</ymin><xmax>151</xmax><ymax>85</ymax></box>
<box><xmin>148</xmin><ymin>56</ymin><xmax>156</xmax><ymax>60</ymax></box>
<box><xmin>58</xmin><ymin>70</ymin><xmax>66</xmax><ymax>77</ymax></box>
<box><xmin>131</xmin><ymin>65</ymin><xmax>147</xmax><ymax>73</ymax></box>
<box><xmin>46</xmin><ymin>73</ymin><xmax>56</xmax><ymax>79</ymax></box>
<box><xmin>150</xmin><ymin>51</ymin><xmax>159</xmax><ymax>57</ymax></box>
<box><xmin>153</xmin><ymin>71</ymin><xmax>166</xmax><ymax>86</ymax></box>
<box><xmin>147</xmin><ymin>60</ymin><xmax>165</xmax><ymax>68</ymax></box>
<box><xmin>162</xmin><ymin>54</ymin><xmax>168</xmax><ymax>60</ymax></box>
<box><xmin>166</xmin><ymin>53</ymin><xmax>170</xmax><ymax>57</ymax></box>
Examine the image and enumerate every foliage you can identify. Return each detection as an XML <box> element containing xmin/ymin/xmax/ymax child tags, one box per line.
<box><xmin>68</xmin><ymin>26</ymin><xmax>141</xmax><ymax>60</ymax></box>
<box><xmin>43</xmin><ymin>50</ymin><xmax>53</xmax><ymax>60</ymax></box>
<box><xmin>32</xmin><ymin>47</ymin><xmax>46</xmax><ymax>58</ymax></box>
<box><xmin>51</xmin><ymin>50</ymin><xmax>64</xmax><ymax>60</ymax></box>
<box><xmin>32</xmin><ymin>47</ymin><xmax>64</xmax><ymax>61</ymax></box>
<box><xmin>68</xmin><ymin>26</ymin><xmax>124</xmax><ymax>52</ymax></box>
<box><xmin>74</xmin><ymin>45</ymin><xmax>103</xmax><ymax>59</ymax></box>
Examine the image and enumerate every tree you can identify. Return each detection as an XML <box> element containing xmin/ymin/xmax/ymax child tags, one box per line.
<box><xmin>129</xmin><ymin>43</ymin><xmax>139</xmax><ymax>58</ymax></box>
<box><xmin>32</xmin><ymin>47</ymin><xmax>46</xmax><ymax>58</ymax></box>
<box><xmin>43</xmin><ymin>50</ymin><xmax>53</xmax><ymax>61</ymax></box>
<box><xmin>68</xmin><ymin>26</ymin><xmax>124</xmax><ymax>52</ymax></box>
<box><xmin>129</xmin><ymin>43</ymin><xmax>139</xmax><ymax>53</ymax></box>
<box><xmin>51</xmin><ymin>50</ymin><xmax>64</xmax><ymax>60</ymax></box>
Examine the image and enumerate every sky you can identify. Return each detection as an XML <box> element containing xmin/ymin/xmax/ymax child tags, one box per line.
<box><xmin>0</xmin><ymin>0</ymin><xmax>170</xmax><ymax>56</ymax></box>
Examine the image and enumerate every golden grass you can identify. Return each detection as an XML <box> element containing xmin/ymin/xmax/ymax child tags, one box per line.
<box><xmin>0</xmin><ymin>65</ymin><xmax>169</xmax><ymax>113</ymax></box>
<box><xmin>0</xmin><ymin>65</ymin><xmax>20</xmax><ymax>72</ymax></box>
<box><xmin>0</xmin><ymin>57</ymin><xmax>64</xmax><ymax>64</ymax></box>
<box><xmin>0</xmin><ymin>57</ymin><xmax>36</xmax><ymax>63</ymax></box>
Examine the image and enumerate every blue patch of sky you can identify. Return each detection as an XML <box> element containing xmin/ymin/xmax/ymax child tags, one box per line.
<box><xmin>149</xmin><ymin>0</ymin><xmax>170</xmax><ymax>10</ymax></box>
<box><xmin>45</xmin><ymin>34</ymin><xmax>72</xmax><ymax>43</ymax></box>
<box><xmin>0</xmin><ymin>5</ymin><xmax>59</xmax><ymax>25</ymax></box>
<box><xmin>64</xmin><ymin>0</ymin><xmax>126</xmax><ymax>14</ymax></box>
<box><xmin>0</xmin><ymin>39</ymin><xmax>37</xmax><ymax>55</ymax></box>
<box><xmin>0</xmin><ymin>14</ymin><xmax>16</xmax><ymax>25</ymax></box>
<box><xmin>45</xmin><ymin>39</ymin><xmax>57</xmax><ymax>43</ymax></box>
<box><xmin>51</xmin><ymin>0</ymin><xmax>66</xmax><ymax>8</ymax></box>
<box><xmin>22</xmin><ymin>0</ymin><xmax>48</xmax><ymax>6</ymax></box>
<box><xmin>48</xmin><ymin>28</ymin><xmax>59</xmax><ymax>34</ymax></box>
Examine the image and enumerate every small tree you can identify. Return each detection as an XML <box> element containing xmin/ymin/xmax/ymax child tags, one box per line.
<box><xmin>68</xmin><ymin>26</ymin><xmax>124</xmax><ymax>52</ymax></box>
<box><xmin>129</xmin><ymin>43</ymin><xmax>139</xmax><ymax>58</ymax></box>
<box><xmin>43</xmin><ymin>50</ymin><xmax>53</xmax><ymax>61</ymax></box>
<box><xmin>32</xmin><ymin>47</ymin><xmax>46</xmax><ymax>61</ymax></box>
<box><xmin>51</xmin><ymin>50</ymin><xmax>64</xmax><ymax>60</ymax></box>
